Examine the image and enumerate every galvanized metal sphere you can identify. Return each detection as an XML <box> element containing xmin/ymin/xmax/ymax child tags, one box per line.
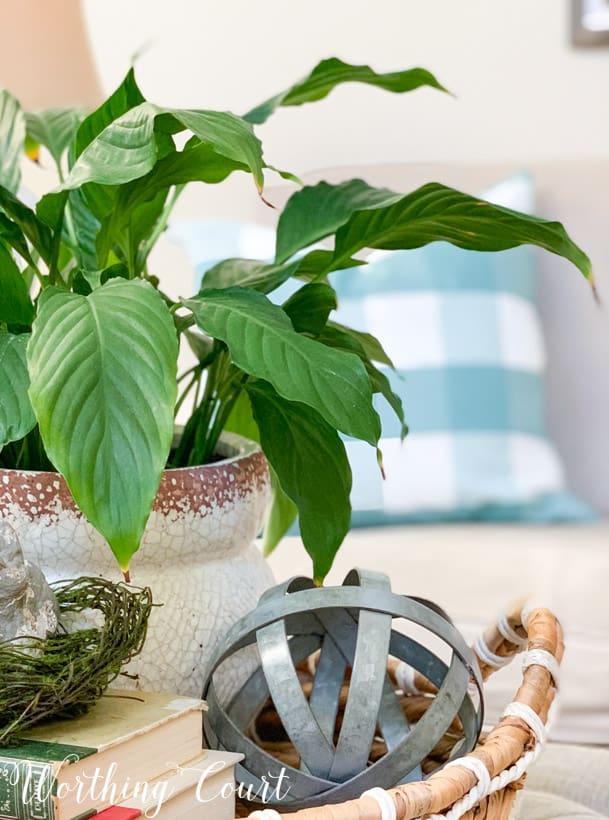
<box><xmin>203</xmin><ymin>568</ymin><xmax>483</xmax><ymax>812</ymax></box>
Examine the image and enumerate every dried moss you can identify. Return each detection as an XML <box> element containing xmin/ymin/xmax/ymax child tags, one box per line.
<box><xmin>0</xmin><ymin>576</ymin><xmax>152</xmax><ymax>745</ymax></box>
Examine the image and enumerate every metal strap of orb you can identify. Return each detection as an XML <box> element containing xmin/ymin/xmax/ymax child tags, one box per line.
<box><xmin>203</xmin><ymin>569</ymin><xmax>484</xmax><ymax>812</ymax></box>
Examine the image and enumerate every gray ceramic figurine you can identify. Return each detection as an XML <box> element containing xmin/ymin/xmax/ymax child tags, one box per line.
<box><xmin>0</xmin><ymin>521</ymin><xmax>59</xmax><ymax>642</ymax></box>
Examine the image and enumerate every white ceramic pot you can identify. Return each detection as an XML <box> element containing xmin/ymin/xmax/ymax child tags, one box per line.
<box><xmin>0</xmin><ymin>433</ymin><xmax>274</xmax><ymax>698</ymax></box>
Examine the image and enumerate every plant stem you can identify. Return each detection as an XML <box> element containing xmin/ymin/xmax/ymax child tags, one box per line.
<box><xmin>174</xmin><ymin>371</ymin><xmax>199</xmax><ymax>416</ymax></box>
<box><xmin>29</xmin><ymin>263</ymin><xmax>46</xmax><ymax>289</ymax></box>
<box><xmin>190</xmin><ymin>356</ymin><xmax>223</xmax><ymax>465</ymax></box>
<box><xmin>171</xmin><ymin>343</ymin><xmax>251</xmax><ymax>467</ymax></box>
<box><xmin>170</xmin><ymin>343</ymin><xmax>223</xmax><ymax>467</ymax></box>
<box><xmin>177</xmin><ymin>364</ymin><xmax>199</xmax><ymax>383</ymax></box>
<box><xmin>206</xmin><ymin>376</ymin><xmax>249</xmax><ymax>454</ymax></box>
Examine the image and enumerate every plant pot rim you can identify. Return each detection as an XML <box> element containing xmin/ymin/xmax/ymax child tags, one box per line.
<box><xmin>166</xmin><ymin>431</ymin><xmax>262</xmax><ymax>473</ymax></box>
<box><xmin>0</xmin><ymin>431</ymin><xmax>268</xmax><ymax>522</ymax></box>
<box><xmin>0</xmin><ymin>432</ymin><xmax>262</xmax><ymax>479</ymax></box>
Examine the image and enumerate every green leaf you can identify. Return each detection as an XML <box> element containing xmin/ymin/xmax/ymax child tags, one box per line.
<box><xmin>186</xmin><ymin>287</ymin><xmax>380</xmax><ymax>445</ymax></box>
<box><xmin>0</xmin><ymin>90</ymin><xmax>25</xmax><ymax>194</ymax></box>
<box><xmin>71</xmin><ymin>264</ymin><xmax>128</xmax><ymax>295</ymax></box>
<box><xmin>64</xmin><ymin>104</ymin><xmax>175</xmax><ymax>243</ymax></box>
<box><xmin>36</xmin><ymin>191</ymin><xmax>67</xmax><ymax>231</ymax></box>
<box><xmin>267</xmin><ymin>165</ymin><xmax>303</xmax><ymax>186</ymax></box>
<box><xmin>70</xmin><ymin>270</ymin><xmax>93</xmax><ymax>296</ymax></box>
<box><xmin>0</xmin><ymin>332</ymin><xmax>36</xmax><ymax>447</ymax></box>
<box><xmin>120</xmin><ymin>141</ymin><xmax>247</xmax><ymax>204</ymax></box>
<box><xmin>276</xmin><ymin>179</ymin><xmax>400</xmax><ymax>263</ymax></box>
<box><xmin>247</xmin><ymin>380</ymin><xmax>352</xmax><ymax>583</ymax></box>
<box><xmin>25</xmin><ymin>107</ymin><xmax>83</xmax><ymax>167</ymax></box>
<box><xmin>73</xmin><ymin>68</ymin><xmax>147</xmax><ymax>224</ymax></box>
<box><xmin>66</xmin><ymin>102</ymin><xmax>160</xmax><ymax>189</ymax></box>
<box><xmin>34</xmin><ymin>190</ymin><xmax>70</xmax><ymax>280</ymax></box>
<box><xmin>0</xmin><ymin>213</ymin><xmax>36</xmax><ymax>268</ymax></box>
<box><xmin>172</xmin><ymin>110</ymin><xmax>264</xmax><ymax>192</ymax></box>
<box><xmin>200</xmin><ymin>252</ymin><xmax>363</xmax><ymax>296</ymax></box>
<box><xmin>245</xmin><ymin>58</ymin><xmax>448</xmax><ymax>125</ymax></box>
<box><xmin>201</xmin><ymin>258</ymin><xmax>300</xmax><ymax>294</ymax></box>
<box><xmin>0</xmin><ymin>243</ymin><xmax>34</xmax><ymax>326</ymax></box>
<box><xmin>75</xmin><ymin>68</ymin><xmax>145</xmax><ymax>158</ymax></box>
<box><xmin>318</xmin><ymin>324</ymin><xmax>406</xmax><ymax>438</ymax></box>
<box><xmin>223</xmin><ymin>390</ymin><xmax>297</xmax><ymax>553</ymax></box>
<box><xmin>262</xmin><ymin>468</ymin><xmax>298</xmax><ymax>557</ymax></box>
<box><xmin>96</xmin><ymin>185</ymin><xmax>169</xmax><ymax>273</ymax></box>
<box><xmin>223</xmin><ymin>387</ymin><xmax>260</xmax><ymax>442</ymax></box>
<box><xmin>27</xmin><ymin>279</ymin><xmax>178</xmax><ymax>571</ymax></box>
<box><xmin>326</xmin><ymin>320</ymin><xmax>395</xmax><ymax>367</ymax></box>
<box><xmin>278</xmin><ymin>180</ymin><xmax>594</xmax><ymax>284</ymax></box>
<box><xmin>295</xmin><ymin>249</ymin><xmax>365</xmax><ymax>279</ymax></box>
<box><xmin>67</xmin><ymin>188</ymin><xmax>101</xmax><ymax>270</ymax></box>
<box><xmin>96</xmin><ymin>142</ymin><xmax>245</xmax><ymax>270</ymax></box>
<box><xmin>333</xmin><ymin>182</ymin><xmax>594</xmax><ymax>280</ymax></box>
<box><xmin>366</xmin><ymin>363</ymin><xmax>407</xmax><ymax>440</ymax></box>
<box><xmin>282</xmin><ymin>282</ymin><xmax>337</xmax><ymax>335</ymax></box>
<box><xmin>0</xmin><ymin>184</ymin><xmax>53</xmax><ymax>264</ymax></box>
<box><xmin>100</xmin><ymin>263</ymin><xmax>129</xmax><ymax>283</ymax></box>
<box><xmin>64</xmin><ymin>104</ymin><xmax>265</xmax><ymax>193</ymax></box>
<box><xmin>317</xmin><ymin>323</ymin><xmax>369</xmax><ymax>357</ymax></box>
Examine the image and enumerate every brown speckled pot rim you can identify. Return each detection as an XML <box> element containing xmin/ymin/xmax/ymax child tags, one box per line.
<box><xmin>0</xmin><ymin>432</ymin><xmax>262</xmax><ymax>479</ymax></box>
<box><xmin>0</xmin><ymin>433</ymin><xmax>269</xmax><ymax>516</ymax></box>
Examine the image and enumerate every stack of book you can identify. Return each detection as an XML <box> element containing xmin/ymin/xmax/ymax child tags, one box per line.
<box><xmin>0</xmin><ymin>690</ymin><xmax>241</xmax><ymax>819</ymax></box>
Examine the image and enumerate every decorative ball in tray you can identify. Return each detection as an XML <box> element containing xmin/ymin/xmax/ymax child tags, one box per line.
<box><xmin>203</xmin><ymin>568</ymin><xmax>483</xmax><ymax>812</ymax></box>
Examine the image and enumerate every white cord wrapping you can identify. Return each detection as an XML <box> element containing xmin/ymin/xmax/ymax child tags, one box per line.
<box><xmin>502</xmin><ymin>701</ymin><xmax>546</xmax><ymax>745</ymax></box>
<box><xmin>395</xmin><ymin>661</ymin><xmax>422</xmax><ymax>695</ymax></box>
<box><xmin>522</xmin><ymin>648</ymin><xmax>560</xmax><ymax>689</ymax></box>
<box><xmin>444</xmin><ymin>756</ymin><xmax>491</xmax><ymax>794</ymax></box>
<box><xmin>423</xmin><ymin>757</ymin><xmax>491</xmax><ymax>818</ymax></box>
<box><xmin>418</xmin><ymin>741</ymin><xmax>544</xmax><ymax>820</ymax></box>
<box><xmin>473</xmin><ymin>635</ymin><xmax>512</xmax><ymax>668</ymax></box>
<box><xmin>414</xmin><ymin>674</ymin><xmax>558</xmax><ymax>819</ymax></box>
<box><xmin>497</xmin><ymin>613</ymin><xmax>527</xmax><ymax>647</ymax></box>
<box><xmin>418</xmin><ymin>713</ymin><xmax>547</xmax><ymax>820</ymax></box>
<box><xmin>362</xmin><ymin>787</ymin><xmax>397</xmax><ymax>820</ymax></box>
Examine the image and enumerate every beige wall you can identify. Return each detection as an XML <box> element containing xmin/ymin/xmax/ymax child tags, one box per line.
<box><xmin>10</xmin><ymin>2</ymin><xmax>609</xmax><ymax>299</ymax></box>
<box><xmin>83</xmin><ymin>0</ymin><xmax>609</xmax><ymax>171</ymax></box>
<box><xmin>80</xmin><ymin>0</ymin><xmax>609</xmax><ymax>226</ymax></box>
<box><xmin>0</xmin><ymin>0</ymin><xmax>101</xmax><ymax>108</ymax></box>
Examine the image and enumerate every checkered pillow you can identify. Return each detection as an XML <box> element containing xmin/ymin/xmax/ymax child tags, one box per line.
<box><xmin>331</xmin><ymin>174</ymin><xmax>593</xmax><ymax>523</ymax></box>
<box><xmin>169</xmin><ymin>174</ymin><xmax>594</xmax><ymax>524</ymax></box>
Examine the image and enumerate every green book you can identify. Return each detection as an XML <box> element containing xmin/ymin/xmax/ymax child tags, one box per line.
<box><xmin>0</xmin><ymin>690</ymin><xmax>206</xmax><ymax>820</ymax></box>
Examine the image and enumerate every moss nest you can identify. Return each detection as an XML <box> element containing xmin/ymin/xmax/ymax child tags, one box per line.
<box><xmin>0</xmin><ymin>576</ymin><xmax>152</xmax><ymax>745</ymax></box>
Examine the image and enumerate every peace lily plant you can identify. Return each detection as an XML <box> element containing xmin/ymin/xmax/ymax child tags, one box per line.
<box><xmin>0</xmin><ymin>60</ymin><xmax>592</xmax><ymax>583</ymax></box>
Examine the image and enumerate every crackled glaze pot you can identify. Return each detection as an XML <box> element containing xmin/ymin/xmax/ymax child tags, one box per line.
<box><xmin>0</xmin><ymin>433</ymin><xmax>274</xmax><ymax>698</ymax></box>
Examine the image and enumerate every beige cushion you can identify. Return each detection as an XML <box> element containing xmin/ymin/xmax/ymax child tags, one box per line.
<box><xmin>267</xmin><ymin>523</ymin><xmax>609</xmax><ymax>745</ymax></box>
<box><xmin>514</xmin><ymin>744</ymin><xmax>609</xmax><ymax>818</ymax></box>
<box><xmin>514</xmin><ymin>791</ymin><xmax>607</xmax><ymax>819</ymax></box>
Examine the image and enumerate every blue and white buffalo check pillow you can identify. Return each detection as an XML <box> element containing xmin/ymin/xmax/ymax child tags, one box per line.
<box><xmin>331</xmin><ymin>173</ymin><xmax>593</xmax><ymax>523</ymax></box>
<box><xmin>170</xmin><ymin>173</ymin><xmax>594</xmax><ymax>524</ymax></box>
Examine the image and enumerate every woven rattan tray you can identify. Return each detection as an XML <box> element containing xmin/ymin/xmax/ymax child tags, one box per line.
<box><xmin>237</xmin><ymin>602</ymin><xmax>562</xmax><ymax>820</ymax></box>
